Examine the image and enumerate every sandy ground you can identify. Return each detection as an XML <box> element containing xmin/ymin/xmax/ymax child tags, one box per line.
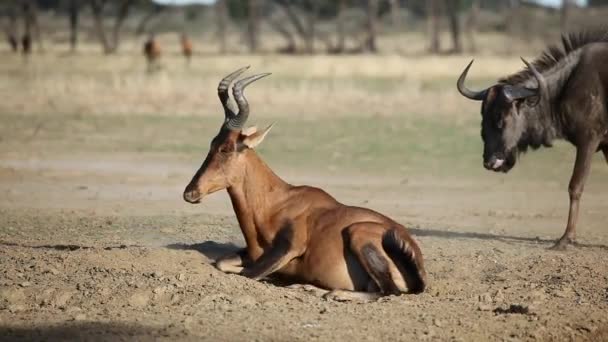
<box><xmin>1</xmin><ymin>149</ymin><xmax>607</xmax><ymax>342</ymax></box>
<box><xmin>1</xmin><ymin>49</ymin><xmax>607</xmax><ymax>341</ymax></box>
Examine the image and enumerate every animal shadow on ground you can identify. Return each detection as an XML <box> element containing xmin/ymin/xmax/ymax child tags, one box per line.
<box><xmin>408</xmin><ymin>227</ymin><xmax>608</xmax><ymax>250</ymax></box>
<box><xmin>0</xmin><ymin>322</ymin><xmax>178</xmax><ymax>342</ymax></box>
<box><xmin>165</xmin><ymin>241</ymin><xmax>299</xmax><ymax>287</ymax></box>
<box><xmin>165</xmin><ymin>241</ymin><xmax>241</xmax><ymax>262</ymax></box>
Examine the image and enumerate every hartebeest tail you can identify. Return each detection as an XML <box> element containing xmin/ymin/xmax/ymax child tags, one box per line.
<box><xmin>382</xmin><ymin>228</ymin><xmax>426</xmax><ymax>294</ymax></box>
<box><xmin>183</xmin><ymin>67</ymin><xmax>427</xmax><ymax>300</ymax></box>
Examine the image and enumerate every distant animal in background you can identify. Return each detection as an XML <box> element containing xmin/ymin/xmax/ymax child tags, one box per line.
<box><xmin>181</xmin><ymin>33</ymin><xmax>193</xmax><ymax>65</ymax></box>
<box><xmin>21</xmin><ymin>33</ymin><xmax>31</xmax><ymax>56</ymax></box>
<box><xmin>143</xmin><ymin>34</ymin><xmax>161</xmax><ymax>72</ymax></box>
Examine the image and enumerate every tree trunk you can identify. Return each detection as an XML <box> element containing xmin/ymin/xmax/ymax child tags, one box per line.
<box><xmin>335</xmin><ymin>0</ymin><xmax>346</xmax><ymax>53</ymax></box>
<box><xmin>304</xmin><ymin>0</ymin><xmax>317</xmax><ymax>54</ymax></box>
<box><xmin>268</xmin><ymin>18</ymin><xmax>296</xmax><ymax>53</ymax></box>
<box><xmin>135</xmin><ymin>4</ymin><xmax>164</xmax><ymax>36</ymax></box>
<box><xmin>68</xmin><ymin>0</ymin><xmax>79</xmax><ymax>51</ymax></box>
<box><xmin>6</xmin><ymin>5</ymin><xmax>18</xmax><ymax>52</ymax></box>
<box><xmin>426</xmin><ymin>0</ymin><xmax>440</xmax><ymax>54</ymax></box>
<box><xmin>90</xmin><ymin>0</ymin><xmax>112</xmax><ymax>53</ymax></box>
<box><xmin>445</xmin><ymin>0</ymin><xmax>462</xmax><ymax>54</ymax></box>
<box><xmin>561</xmin><ymin>0</ymin><xmax>574</xmax><ymax>32</ymax></box>
<box><xmin>465</xmin><ymin>0</ymin><xmax>479</xmax><ymax>53</ymax></box>
<box><xmin>110</xmin><ymin>0</ymin><xmax>133</xmax><ymax>53</ymax></box>
<box><xmin>363</xmin><ymin>0</ymin><xmax>378</xmax><ymax>52</ymax></box>
<box><xmin>247</xmin><ymin>0</ymin><xmax>260</xmax><ymax>53</ymax></box>
<box><xmin>22</xmin><ymin>0</ymin><xmax>41</xmax><ymax>52</ymax></box>
<box><xmin>388</xmin><ymin>0</ymin><xmax>399</xmax><ymax>28</ymax></box>
<box><xmin>216</xmin><ymin>0</ymin><xmax>228</xmax><ymax>54</ymax></box>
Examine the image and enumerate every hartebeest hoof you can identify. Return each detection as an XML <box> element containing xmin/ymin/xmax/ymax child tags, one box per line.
<box><xmin>287</xmin><ymin>284</ymin><xmax>329</xmax><ymax>297</ymax></box>
<box><xmin>323</xmin><ymin>290</ymin><xmax>382</xmax><ymax>302</ymax></box>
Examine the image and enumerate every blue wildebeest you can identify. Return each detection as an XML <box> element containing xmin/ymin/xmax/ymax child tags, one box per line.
<box><xmin>457</xmin><ymin>31</ymin><xmax>608</xmax><ymax>250</ymax></box>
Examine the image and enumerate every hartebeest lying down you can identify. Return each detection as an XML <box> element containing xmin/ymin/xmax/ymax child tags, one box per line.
<box><xmin>183</xmin><ymin>67</ymin><xmax>426</xmax><ymax>300</ymax></box>
<box><xmin>457</xmin><ymin>31</ymin><xmax>608</xmax><ymax>249</ymax></box>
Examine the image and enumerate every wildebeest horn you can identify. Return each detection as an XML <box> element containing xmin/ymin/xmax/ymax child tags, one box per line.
<box><xmin>520</xmin><ymin>57</ymin><xmax>549</xmax><ymax>107</ymax></box>
<box><xmin>225</xmin><ymin>73</ymin><xmax>272</xmax><ymax>131</ymax></box>
<box><xmin>457</xmin><ymin>60</ymin><xmax>488</xmax><ymax>101</ymax></box>
<box><xmin>218</xmin><ymin>66</ymin><xmax>250</xmax><ymax>119</ymax></box>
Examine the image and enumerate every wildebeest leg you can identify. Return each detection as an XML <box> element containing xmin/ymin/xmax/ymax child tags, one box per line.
<box><xmin>239</xmin><ymin>224</ymin><xmax>302</xmax><ymax>280</ymax></box>
<box><xmin>603</xmin><ymin>147</ymin><xmax>608</xmax><ymax>164</ymax></box>
<box><xmin>215</xmin><ymin>248</ymin><xmax>248</xmax><ymax>274</ymax></box>
<box><xmin>552</xmin><ymin>142</ymin><xmax>599</xmax><ymax>250</ymax></box>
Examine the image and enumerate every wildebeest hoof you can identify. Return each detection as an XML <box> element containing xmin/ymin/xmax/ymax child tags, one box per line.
<box><xmin>549</xmin><ymin>238</ymin><xmax>576</xmax><ymax>251</ymax></box>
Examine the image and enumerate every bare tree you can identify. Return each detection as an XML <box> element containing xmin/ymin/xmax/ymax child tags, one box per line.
<box><xmin>388</xmin><ymin>0</ymin><xmax>400</xmax><ymax>28</ymax></box>
<box><xmin>247</xmin><ymin>0</ymin><xmax>260</xmax><ymax>53</ymax></box>
<box><xmin>68</xmin><ymin>0</ymin><xmax>80</xmax><ymax>52</ymax></box>
<box><xmin>216</xmin><ymin>0</ymin><xmax>228</xmax><ymax>53</ymax></box>
<box><xmin>426</xmin><ymin>0</ymin><xmax>440</xmax><ymax>53</ymax></box>
<box><xmin>561</xmin><ymin>0</ymin><xmax>575</xmax><ymax>32</ymax></box>
<box><xmin>465</xmin><ymin>0</ymin><xmax>480</xmax><ymax>53</ymax></box>
<box><xmin>135</xmin><ymin>4</ymin><xmax>165</xmax><ymax>36</ymax></box>
<box><xmin>362</xmin><ymin>0</ymin><xmax>378</xmax><ymax>52</ymax></box>
<box><xmin>5</xmin><ymin>4</ymin><xmax>18</xmax><ymax>52</ymax></box>
<box><xmin>90</xmin><ymin>0</ymin><xmax>134</xmax><ymax>54</ymax></box>
<box><xmin>22</xmin><ymin>0</ymin><xmax>42</xmax><ymax>53</ymax></box>
<box><xmin>445</xmin><ymin>0</ymin><xmax>462</xmax><ymax>53</ymax></box>
<box><xmin>304</xmin><ymin>0</ymin><xmax>318</xmax><ymax>54</ymax></box>
<box><xmin>335</xmin><ymin>0</ymin><xmax>346</xmax><ymax>53</ymax></box>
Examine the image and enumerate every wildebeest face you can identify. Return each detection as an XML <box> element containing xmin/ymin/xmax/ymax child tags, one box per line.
<box><xmin>480</xmin><ymin>86</ymin><xmax>527</xmax><ymax>172</ymax></box>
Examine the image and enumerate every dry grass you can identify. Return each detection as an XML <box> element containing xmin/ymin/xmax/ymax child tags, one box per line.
<box><xmin>0</xmin><ymin>33</ymin><xmax>553</xmax><ymax>121</ymax></box>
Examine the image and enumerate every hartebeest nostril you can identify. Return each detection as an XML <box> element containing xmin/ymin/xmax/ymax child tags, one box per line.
<box><xmin>183</xmin><ymin>189</ymin><xmax>201</xmax><ymax>204</ymax></box>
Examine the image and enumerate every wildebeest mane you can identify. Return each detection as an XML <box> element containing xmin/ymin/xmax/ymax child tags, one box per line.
<box><xmin>500</xmin><ymin>30</ymin><xmax>608</xmax><ymax>85</ymax></box>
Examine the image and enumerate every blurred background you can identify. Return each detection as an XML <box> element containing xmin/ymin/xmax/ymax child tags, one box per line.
<box><xmin>1</xmin><ymin>0</ymin><xmax>607</xmax><ymax>207</ymax></box>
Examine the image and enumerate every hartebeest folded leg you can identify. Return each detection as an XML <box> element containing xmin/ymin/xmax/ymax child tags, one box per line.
<box><xmin>552</xmin><ymin>141</ymin><xmax>600</xmax><ymax>250</ymax></box>
<box><xmin>215</xmin><ymin>248</ymin><xmax>249</xmax><ymax>274</ymax></box>
<box><xmin>346</xmin><ymin>223</ymin><xmax>402</xmax><ymax>295</ymax></box>
<box><xmin>239</xmin><ymin>224</ymin><xmax>303</xmax><ymax>280</ymax></box>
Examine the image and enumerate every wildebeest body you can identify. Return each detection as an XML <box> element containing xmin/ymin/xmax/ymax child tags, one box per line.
<box><xmin>457</xmin><ymin>31</ymin><xmax>608</xmax><ymax>249</ymax></box>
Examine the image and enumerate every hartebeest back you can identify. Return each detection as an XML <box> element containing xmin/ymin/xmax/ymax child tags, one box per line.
<box><xmin>183</xmin><ymin>67</ymin><xmax>426</xmax><ymax>300</ymax></box>
<box><xmin>457</xmin><ymin>31</ymin><xmax>608</xmax><ymax>249</ymax></box>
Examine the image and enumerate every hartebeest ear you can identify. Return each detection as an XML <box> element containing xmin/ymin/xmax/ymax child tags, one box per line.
<box><xmin>241</xmin><ymin>123</ymin><xmax>274</xmax><ymax>149</ymax></box>
<box><xmin>241</xmin><ymin>126</ymin><xmax>258</xmax><ymax>136</ymax></box>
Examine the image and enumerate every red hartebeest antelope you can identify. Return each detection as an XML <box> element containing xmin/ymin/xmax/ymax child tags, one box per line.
<box><xmin>183</xmin><ymin>67</ymin><xmax>427</xmax><ymax>300</ymax></box>
<box><xmin>143</xmin><ymin>34</ymin><xmax>161</xmax><ymax>72</ymax></box>
<box><xmin>181</xmin><ymin>33</ymin><xmax>193</xmax><ymax>64</ymax></box>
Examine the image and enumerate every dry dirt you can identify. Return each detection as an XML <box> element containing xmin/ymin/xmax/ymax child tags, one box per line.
<box><xmin>1</xmin><ymin>50</ymin><xmax>608</xmax><ymax>341</ymax></box>
<box><xmin>1</xmin><ymin>150</ymin><xmax>607</xmax><ymax>342</ymax></box>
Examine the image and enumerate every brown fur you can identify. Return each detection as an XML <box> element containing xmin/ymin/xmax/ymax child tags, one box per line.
<box><xmin>143</xmin><ymin>36</ymin><xmax>161</xmax><ymax>71</ymax></box>
<box><xmin>183</xmin><ymin>71</ymin><xmax>426</xmax><ymax>297</ymax></box>
<box><xmin>181</xmin><ymin>34</ymin><xmax>193</xmax><ymax>62</ymax></box>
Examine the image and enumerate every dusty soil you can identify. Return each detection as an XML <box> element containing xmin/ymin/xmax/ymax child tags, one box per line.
<box><xmin>1</xmin><ymin>149</ymin><xmax>607</xmax><ymax>342</ymax></box>
<box><xmin>0</xmin><ymin>51</ymin><xmax>607</xmax><ymax>340</ymax></box>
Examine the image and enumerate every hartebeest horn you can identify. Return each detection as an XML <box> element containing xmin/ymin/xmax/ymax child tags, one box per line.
<box><xmin>520</xmin><ymin>57</ymin><xmax>549</xmax><ymax>107</ymax></box>
<box><xmin>457</xmin><ymin>60</ymin><xmax>488</xmax><ymax>101</ymax></box>
<box><xmin>218</xmin><ymin>66</ymin><xmax>250</xmax><ymax>119</ymax></box>
<box><xmin>226</xmin><ymin>73</ymin><xmax>271</xmax><ymax>131</ymax></box>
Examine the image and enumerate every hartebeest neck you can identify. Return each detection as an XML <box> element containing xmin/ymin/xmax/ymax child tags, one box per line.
<box><xmin>226</xmin><ymin>150</ymin><xmax>290</xmax><ymax>257</ymax></box>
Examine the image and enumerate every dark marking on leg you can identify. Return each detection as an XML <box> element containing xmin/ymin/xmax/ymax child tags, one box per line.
<box><xmin>240</xmin><ymin>222</ymin><xmax>294</xmax><ymax>280</ymax></box>
<box><xmin>360</xmin><ymin>243</ymin><xmax>400</xmax><ymax>295</ymax></box>
<box><xmin>383</xmin><ymin>228</ymin><xmax>426</xmax><ymax>294</ymax></box>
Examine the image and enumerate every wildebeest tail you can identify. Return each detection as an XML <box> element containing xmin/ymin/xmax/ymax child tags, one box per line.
<box><xmin>382</xmin><ymin>228</ymin><xmax>427</xmax><ymax>294</ymax></box>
